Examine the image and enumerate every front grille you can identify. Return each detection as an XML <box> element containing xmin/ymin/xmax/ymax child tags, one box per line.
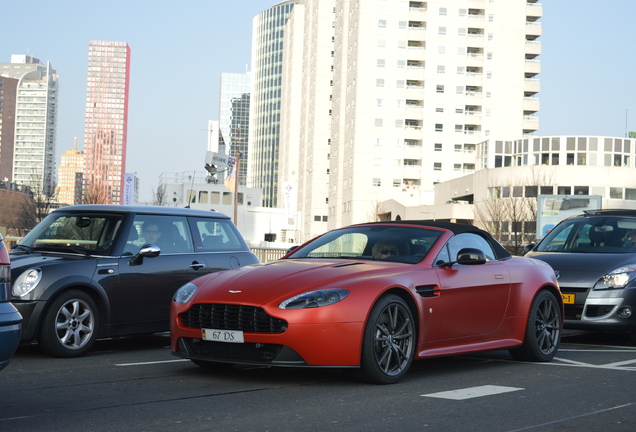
<box><xmin>564</xmin><ymin>304</ymin><xmax>583</xmax><ymax>320</ymax></box>
<box><xmin>180</xmin><ymin>304</ymin><xmax>287</xmax><ymax>333</ymax></box>
<box><xmin>585</xmin><ymin>305</ymin><xmax>615</xmax><ymax>318</ymax></box>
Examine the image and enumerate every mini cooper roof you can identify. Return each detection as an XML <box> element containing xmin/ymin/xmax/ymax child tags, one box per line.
<box><xmin>51</xmin><ymin>205</ymin><xmax>230</xmax><ymax>219</ymax></box>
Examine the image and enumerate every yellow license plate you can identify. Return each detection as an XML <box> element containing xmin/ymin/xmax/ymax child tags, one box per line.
<box><xmin>562</xmin><ymin>293</ymin><xmax>575</xmax><ymax>304</ymax></box>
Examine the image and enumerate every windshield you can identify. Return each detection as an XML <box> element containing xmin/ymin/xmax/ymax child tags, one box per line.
<box><xmin>536</xmin><ymin>216</ymin><xmax>636</xmax><ymax>254</ymax></box>
<box><xmin>286</xmin><ymin>225</ymin><xmax>444</xmax><ymax>264</ymax></box>
<box><xmin>18</xmin><ymin>212</ymin><xmax>124</xmax><ymax>255</ymax></box>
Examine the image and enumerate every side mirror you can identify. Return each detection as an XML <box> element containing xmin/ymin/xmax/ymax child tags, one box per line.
<box><xmin>456</xmin><ymin>247</ymin><xmax>487</xmax><ymax>265</ymax></box>
<box><xmin>523</xmin><ymin>244</ymin><xmax>536</xmax><ymax>255</ymax></box>
<box><xmin>128</xmin><ymin>244</ymin><xmax>161</xmax><ymax>266</ymax></box>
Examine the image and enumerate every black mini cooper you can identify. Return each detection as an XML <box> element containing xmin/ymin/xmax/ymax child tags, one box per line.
<box><xmin>10</xmin><ymin>205</ymin><xmax>258</xmax><ymax>357</ymax></box>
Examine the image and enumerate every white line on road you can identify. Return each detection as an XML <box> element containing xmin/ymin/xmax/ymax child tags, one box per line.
<box><xmin>115</xmin><ymin>359</ymin><xmax>189</xmax><ymax>366</ymax></box>
<box><xmin>421</xmin><ymin>385</ymin><xmax>524</xmax><ymax>400</ymax></box>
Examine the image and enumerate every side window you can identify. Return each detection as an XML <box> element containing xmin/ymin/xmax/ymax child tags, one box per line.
<box><xmin>125</xmin><ymin>215</ymin><xmax>194</xmax><ymax>255</ymax></box>
<box><xmin>192</xmin><ymin>218</ymin><xmax>244</xmax><ymax>251</ymax></box>
<box><xmin>446</xmin><ymin>233</ymin><xmax>496</xmax><ymax>262</ymax></box>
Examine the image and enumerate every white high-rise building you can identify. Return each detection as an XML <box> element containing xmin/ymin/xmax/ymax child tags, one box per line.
<box><xmin>280</xmin><ymin>0</ymin><xmax>542</xmax><ymax>234</ymax></box>
<box><xmin>249</xmin><ymin>0</ymin><xmax>298</xmax><ymax>208</ymax></box>
<box><xmin>0</xmin><ymin>55</ymin><xmax>58</xmax><ymax>196</ymax></box>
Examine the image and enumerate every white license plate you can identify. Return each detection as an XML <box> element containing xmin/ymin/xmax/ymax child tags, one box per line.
<box><xmin>202</xmin><ymin>328</ymin><xmax>244</xmax><ymax>343</ymax></box>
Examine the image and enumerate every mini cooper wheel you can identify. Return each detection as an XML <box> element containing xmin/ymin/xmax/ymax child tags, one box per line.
<box><xmin>510</xmin><ymin>290</ymin><xmax>561</xmax><ymax>362</ymax></box>
<box><xmin>39</xmin><ymin>290</ymin><xmax>99</xmax><ymax>358</ymax></box>
<box><xmin>359</xmin><ymin>294</ymin><xmax>416</xmax><ymax>384</ymax></box>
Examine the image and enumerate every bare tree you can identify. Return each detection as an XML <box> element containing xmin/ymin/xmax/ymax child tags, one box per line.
<box><xmin>367</xmin><ymin>200</ymin><xmax>390</xmax><ymax>222</ymax></box>
<box><xmin>151</xmin><ymin>184</ymin><xmax>167</xmax><ymax>206</ymax></box>
<box><xmin>82</xmin><ymin>184</ymin><xmax>110</xmax><ymax>204</ymax></box>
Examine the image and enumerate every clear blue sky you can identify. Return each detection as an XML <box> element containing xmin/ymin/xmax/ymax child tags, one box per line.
<box><xmin>1</xmin><ymin>0</ymin><xmax>634</xmax><ymax>201</ymax></box>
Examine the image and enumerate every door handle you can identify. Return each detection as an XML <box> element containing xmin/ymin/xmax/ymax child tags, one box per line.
<box><xmin>190</xmin><ymin>262</ymin><xmax>206</xmax><ymax>271</ymax></box>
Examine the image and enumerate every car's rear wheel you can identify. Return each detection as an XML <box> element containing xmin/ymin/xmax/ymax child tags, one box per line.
<box><xmin>39</xmin><ymin>290</ymin><xmax>99</xmax><ymax>358</ymax></box>
<box><xmin>510</xmin><ymin>290</ymin><xmax>561</xmax><ymax>361</ymax></box>
<box><xmin>359</xmin><ymin>294</ymin><xmax>416</xmax><ymax>384</ymax></box>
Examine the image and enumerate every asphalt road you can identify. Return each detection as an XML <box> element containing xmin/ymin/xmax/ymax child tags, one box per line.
<box><xmin>1</xmin><ymin>331</ymin><xmax>635</xmax><ymax>432</ymax></box>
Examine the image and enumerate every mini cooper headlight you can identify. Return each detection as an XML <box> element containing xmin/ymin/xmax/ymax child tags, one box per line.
<box><xmin>279</xmin><ymin>288</ymin><xmax>349</xmax><ymax>309</ymax></box>
<box><xmin>12</xmin><ymin>268</ymin><xmax>42</xmax><ymax>298</ymax></box>
<box><xmin>594</xmin><ymin>265</ymin><xmax>636</xmax><ymax>290</ymax></box>
<box><xmin>173</xmin><ymin>282</ymin><xmax>199</xmax><ymax>303</ymax></box>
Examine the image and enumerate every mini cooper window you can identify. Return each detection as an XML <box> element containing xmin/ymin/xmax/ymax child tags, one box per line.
<box><xmin>125</xmin><ymin>216</ymin><xmax>194</xmax><ymax>255</ymax></box>
<box><xmin>195</xmin><ymin>219</ymin><xmax>245</xmax><ymax>251</ymax></box>
<box><xmin>20</xmin><ymin>213</ymin><xmax>123</xmax><ymax>254</ymax></box>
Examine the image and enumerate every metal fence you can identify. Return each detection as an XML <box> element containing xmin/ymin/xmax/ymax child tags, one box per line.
<box><xmin>250</xmin><ymin>247</ymin><xmax>288</xmax><ymax>263</ymax></box>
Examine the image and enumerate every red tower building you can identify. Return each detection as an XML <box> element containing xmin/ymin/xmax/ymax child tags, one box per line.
<box><xmin>83</xmin><ymin>40</ymin><xmax>131</xmax><ymax>204</ymax></box>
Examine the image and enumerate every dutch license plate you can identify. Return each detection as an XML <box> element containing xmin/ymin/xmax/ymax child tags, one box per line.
<box><xmin>202</xmin><ymin>328</ymin><xmax>244</xmax><ymax>343</ymax></box>
<box><xmin>562</xmin><ymin>293</ymin><xmax>575</xmax><ymax>304</ymax></box>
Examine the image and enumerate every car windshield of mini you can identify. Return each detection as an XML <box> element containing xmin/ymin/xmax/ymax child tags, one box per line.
<box><xmin>536</xmin><ymin>216</ymin><xmax>636</xmax><ymax>253</ymax></box>
<box><xmin>17</xmin><ymin>212</ymin><xmax>124</xmax><ymax>255</ymax></box>
<box><xmin>286</xmin><ymin>225</ymin><xmax>444</xmax><ymax>263</ymax></box>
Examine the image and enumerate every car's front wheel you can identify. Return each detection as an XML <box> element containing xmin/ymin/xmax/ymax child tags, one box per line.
<box><xmin>510</xmin><ymin>290</ymin><xmax>561</xmax><ymax>361</ymax></box>
<box><xmin>39</xmin><ymin>290</ymin><xmax>99</xmax><ymax>358</ymax></box>
<box><xmin>359</xmin><ymin>294</ymin><xmax>416</xmax><ymax>384</ymax></box>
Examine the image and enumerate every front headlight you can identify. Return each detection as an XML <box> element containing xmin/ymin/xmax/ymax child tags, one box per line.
<box><xmin>594</xmin><ymin>265</ymin><xmax>636</xmax><ymax>290</ymax></box>
<box><xmin>173</xmin><ymin>282</ymin><xmax>198</xmax><ymax>303</ymax></box>
<box><xmin>12</xmin><ymin>268</ymin><xmax>42</xmax><ymax>298</ymax></box>
<box><xmin>279</xmin><ymin>288</ymin><xmax>349</xmax><ymax>309</ymax></box>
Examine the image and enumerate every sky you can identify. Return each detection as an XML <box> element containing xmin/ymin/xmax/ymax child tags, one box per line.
<box><xmin>1</xmin><ymin>0</ymin><xmax>635</xmax><ymax>202</ymax></box>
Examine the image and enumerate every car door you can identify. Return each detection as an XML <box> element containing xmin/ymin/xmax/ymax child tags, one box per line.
<box><xmin>110</xmin><ymin>215</ymin><xmax>209</xmax><ymax>332</ymax></box>
<box><xmin>432</xmin><ymin>233</ymin><xmax>511</xmax><ymax>340</ymax></box>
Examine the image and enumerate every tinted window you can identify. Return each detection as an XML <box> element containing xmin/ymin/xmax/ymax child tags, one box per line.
<box><xmin>125</xmin><ymin>215</ymin><xmax>194</xmax><ymax>255</ymax></box>
<box><xmin>193</xmin><ymin>218</ymin><xmax>245</xmax><ymax>251</ymax></box>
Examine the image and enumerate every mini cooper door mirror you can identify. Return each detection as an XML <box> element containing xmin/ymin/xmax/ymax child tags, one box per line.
<box><xmin>128</xmin><ymin>244</ymin><xmax>161</xmax><ymax>266</ymax></box>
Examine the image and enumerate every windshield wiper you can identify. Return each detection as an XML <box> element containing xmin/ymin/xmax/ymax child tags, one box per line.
<box><xmin>12</xmin><ymin>244</ymin><xmax>33</xmax><ymax>254</ymax></box>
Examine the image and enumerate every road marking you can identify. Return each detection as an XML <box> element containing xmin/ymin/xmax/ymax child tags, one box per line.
<box><xmin>543</xmin><ymin>357</ymin><xmax>636</xmax><ymax>372</ymax></box>
<box><xmin>115</xmin><ymin>359</ymin><xmax>189</xmax><ymax>366</ymax></box>
<box><xmin>421</xmin><ymin>385</ymin><xmax>524</xmax><ymax>400</ymax></box>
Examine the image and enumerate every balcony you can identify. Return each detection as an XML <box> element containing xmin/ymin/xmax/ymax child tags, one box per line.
<box><xmin>527</xmin><ymin>3</ymin><xmax>543</xmax><ymax>19</ymax></box>
<box><xmin>523</xmin><ymin>97</ymin><xmax>540</xmax><ymax>112</ymax></box>
<box><xmin>524</xmin><ymin>78</ymin><xmax>540</xmax><ymax>94</ymax></box>
<box><xmin>525</xmin><ymin>40</ymin><xmax>542</xmax><ymax>56</ymax></box>
<box><xmin>525</xmin><ymin>59</ymin><xmax>541</xmax><ymax>75</ymax></box>
<box><xmin>526</xmin><ymin>21</ymin><xmax>542</xmax><ymax>37</ymax></box>
<box><xmin>523</xmin><ymin>115</ymin><xmax>539</xmax><ymax>131</ymax></box>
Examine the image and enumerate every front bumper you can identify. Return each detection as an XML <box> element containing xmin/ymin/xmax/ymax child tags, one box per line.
<box><xmin>561</xmin><ymin>286</ymin><xmax>636</xmax><ymax>330</ymax></box>
<box><xmin>0</xmin><ymin>302</ymin><xmax>22</xmax><ymax>371</ymax></box>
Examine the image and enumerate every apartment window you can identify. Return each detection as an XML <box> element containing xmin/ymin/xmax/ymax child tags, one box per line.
<box><xmin>434</xmin><ymin>143</ymin><xmax>443</xmax><ymax>151</ymax></box>
<box><xmin>436</xmin><ymin>106</ymin><xmax>444</xmax><ymax>113</ymax></box>
<box><xmin>395</xmin><ymin>119</ymin><xmax>404</xmax><ymax>128</ymax></box>
<box><xmin>458</xmin><ymin>28</ymin><xmax>467</xmax><ymax>36</ymax></box>
<box><xmin>438</xmin><ymin>27</ymin><xmax>446</xmax><ymax>35</ymax></box>
<box><xmin>378</xmin><ymin>19</ymin><xmax>387</xmax><ymax>28</ymax></box>
<box><xmin>455</xmin><ymin>125</ymin><xmax>463</xmax><ymax>133</ymax></box>
<box><xmin>454</xmin><ymin>144</ymin><xmax>463</xmax><ymax>152</ymax></box>
<box><xmin>397</xmin><ymin>59</ymin><xmax>406</xmax><ymax>68</ymax></box>
<box><xmin>487</xmin><ymin>53</ymin><xmax>493</xmax><ymax>60</ymax></box>
<box><xmin>438</xmin><ymin>46</ymin><xmax>446</xmax><ymax>55</ymax></box>
<box><xmin>377</xmin><ymin>59</ymin><xmax>386</xmax><ymax>68</ymax></box>
<box><xmin>397</xmin><ymin>79</ymin><xmax>405</xmax><ymax>88</ymax></box>
<box><xmin>376</xmin><ymin>98</ymin><xmax>383</xmax><ymax>107</ymax></box>
<box><xmin>454</xmin><ymin>164</ymin><xmax>462</xmax><ymax>171</ymax></box>
<box><xmin>456</xmin><ymin>86</ymin><xmax>464</xmax><ymax>94</ymax></box>
<box><xmin>488</xmin><ymin>15</ymin><xmax>494</xmax><ymax>22</ymax></box>
<box><xmin>398</xmin><ymin>21</ymin><xmax>407</xmax><ymax>29</ymax></box>
<box><xmin>439</xmin><ymin>7</ymin><xmax>447</xmax><ymax>16</ymax></box>
<box><xmin>436</xmin><ymin>85</ymin><xmax>444</xmax><ymax>93</ymax></box>
<box><xmin>434</xmin><ymin>162</ymin><xmax>442</xmax><ymax>171</ymax></box>
<box><xmin>398</xmin><ymin>40</ymin><xmax>407</xmax><ymax>49</ymax></box>
<box><xmin>457</xmin><ymin>46</ymin><xmax>467</xmax><ymax>55</ymax></box>
<box><xmin>435</xmin><ymin>124</ymin><xmax>443</xmax><ymax>132</ymax></box>
<box><xmin>373</xmin><ymin>178</ymin><xmax>381</xmax><ymax>187</ymax></box>
<box><xmin>437</xmin><ymin>65</ymin><xmax>445</xmax><ymax>74</ymax></box>
<box><xmin>375</xmin><ymin>118</ymin><xmax>384</xmax><ymax>127</ymax></box>
<box><xmin>457</xmin><ymin>66</ymin><xmax>465</xmax><ymax>74</ymax></box>
<box><xmin>610</xmin><ymin>187</ymin><xmax>623</xmax><ymax>199</ymax></box>
<box><xmin>393</xmin><ymin>179</ymin><xmax>402</xmax><ymax>187</ymax></box>
<box><xmin>459</xmin><ymin>8</ymin><xmax>467</xmax><ymax>16</ymax></box>
<box><xmin>376</xmin><ymin>79</ymin><xmax>385</xmax><ymax>87</ymax></box>
<box><xmin>455</xmin><ymin>107</ymin><xmax>464</xmax><ymax>114</ymax></box>
<box><xmin>378</xmin><ymin>39</ymin><xmax>386</xmax><ymax>48</ymax></box>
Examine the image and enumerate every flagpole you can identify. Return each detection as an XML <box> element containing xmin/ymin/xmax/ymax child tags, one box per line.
<box><xmin>233</xmin><ymin>153</ymin><xmax>241</xmax><ymax>225</ymax></box>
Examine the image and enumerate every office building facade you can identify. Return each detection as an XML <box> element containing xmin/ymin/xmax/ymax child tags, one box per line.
<box><xmin>56</xmin><ymin>138</ymin><xmax>84</xmax><ymax>205</ymax></box>
<box><xmin>0</xmin><ymin>55</ymin><xmax>58</xmax><ymax>195</ymax></box>
<box><xmin>219</xmin><ymin>72</ymin><xmax>251</xmax><ymax>185</ymax></box>
<box><xmin>83</xmin><ymin>40</ymin><xmax>131</xmax><ymax>204</ymax></box>
<box><xmin>249</xmin><ymin>0</ymin><xmax>298</xmax><ymax>208</ymax></box>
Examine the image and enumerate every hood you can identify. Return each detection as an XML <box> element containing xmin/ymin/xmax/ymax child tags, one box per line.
<box><xmin>527</xmin><ymin>251</ymin><xmax>636</xmax><ymax>285</ymax></box>
<box><xmin>10</xmin><ymin>251</ymin><xmax>89</xmax><ymax>273</ymax></box>
<box><xmin>191</xmin><ymin>258</ymin><xmax>411</xmax><ymax>305</ymax></box>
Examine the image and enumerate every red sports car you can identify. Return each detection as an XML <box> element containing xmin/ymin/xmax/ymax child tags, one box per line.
<box><xmin>170</xmin><ymin>221</ymin><xmax>562</xmax><ymax>384</ymax></box>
